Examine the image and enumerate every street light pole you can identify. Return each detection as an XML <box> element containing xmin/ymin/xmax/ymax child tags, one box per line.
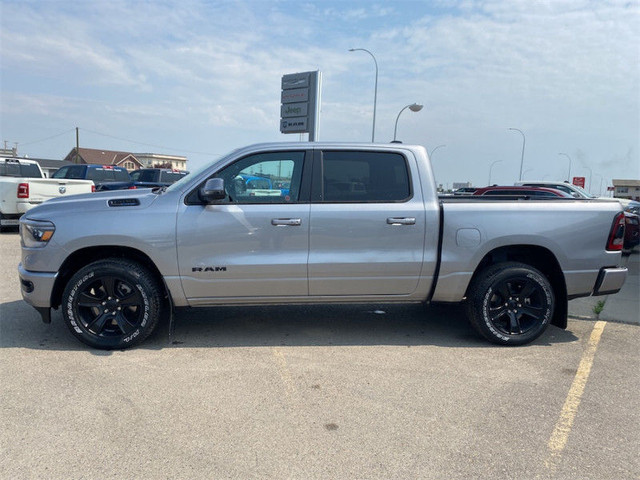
<box><xmin>349</xmin><ymin>48</ymin><xmax>378</xmax><ymax>142</ymax></box>
<box><xmin>597</xmin><ymin>174</ymin><xmax>604</xmax><ymax>196</ymax></box>
<box><xmin>392</xmin><ymin>103</ymin><xmax>423</xmax><ymax>142</ymax></box>
<box><xmin>489</xmin><ymin>160</ymin><xmax>502</xmax><ymax>185</ymax></box>
<box><xmin>508</xmin><ymin>128</ymin><xmax>526</xmax><ymax>181</ymax></box>
<box><xmin>559</xmin><ymin>153</ymin><xmax>572</xmax><ymax>182</ymax></box>
<box><xmin>429</xmin><ymin>144</ymin><xmax>446</xmax><ymax>157</ymax></box>
<box><xmin>584</xmin><ymin>165</ymin><xmax>593</xmax><ymax>193</ymax></box>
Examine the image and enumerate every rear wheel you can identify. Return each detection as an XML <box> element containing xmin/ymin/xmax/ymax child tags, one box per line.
<box><xmin>466</xmin><ymin>262</ymin><xmax>554</xmax><ymax>345</ymax></box>
<box><xmin>61</xmin><ymin>258</ymin><xmax>162</xmax><ymax>349</ymax></box>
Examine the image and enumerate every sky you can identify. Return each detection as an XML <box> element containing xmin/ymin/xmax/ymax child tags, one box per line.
<box><xmin>1</xmin><ymin>0</ymin><xmax>638</xmax><ymax>193</ymax></box>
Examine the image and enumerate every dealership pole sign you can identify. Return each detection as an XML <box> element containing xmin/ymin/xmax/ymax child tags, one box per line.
<box><xmin>572</xmin><ymin>177</ymin><xmax>586</xmax><ymax>188</ymax></box>
<box><xmin>280</xmin><ymin>71</ymin><xmax>322</xmax><ymax>141</ymax></box>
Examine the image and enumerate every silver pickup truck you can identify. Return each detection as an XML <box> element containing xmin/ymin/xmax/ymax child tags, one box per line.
<box><xmin>18</xmin><ymin>143</ymin><xmax>628</xmax><ymax>349</ymax></box>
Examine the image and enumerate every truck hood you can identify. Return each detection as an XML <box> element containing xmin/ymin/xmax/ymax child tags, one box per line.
<box><xmin>22</xmin><ymin>189</ymin><xmax>159</xmax><ymax>221</ymax></box>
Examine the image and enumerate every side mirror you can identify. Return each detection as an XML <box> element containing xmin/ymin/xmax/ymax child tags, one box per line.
<box><xmin>199</xmin><ymin>178</ymin><xmax>226</xmax><ymax>204</ymax></box>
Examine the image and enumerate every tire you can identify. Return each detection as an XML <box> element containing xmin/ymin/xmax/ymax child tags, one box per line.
<box><xmin>466</xmin><ymin>262</ymin><xmax>555</xmax><ymax>345</ymax></box>
<box><xmin>61</xmin><ymin>258</ymin><xmax>162</xmax><ymax>349</ymax></box>
<box><xmin>0</xmin><ymin>212</ymin><xmax>8</xmax><ymax>233</ymax></box>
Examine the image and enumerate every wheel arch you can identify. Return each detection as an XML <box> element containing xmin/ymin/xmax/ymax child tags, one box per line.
<box><xmin>465</xmin><ymin>245</ymin><xmax>568</xmax><ymax>329</ymax></box>
<box><xmin>51</xmin><ymin>246</ymin><xmax>169</xmax><ymax>310</ymax></box>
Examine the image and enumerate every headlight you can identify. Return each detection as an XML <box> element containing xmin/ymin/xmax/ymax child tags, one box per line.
<box><xmin>20</xmin><ymin>219</ymin><xmax>56</xmax><ymax>248</ymax></box>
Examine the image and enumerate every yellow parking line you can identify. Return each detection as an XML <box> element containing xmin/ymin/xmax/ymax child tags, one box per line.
<box><xmin>545</xmin><ymin>321</ymin><xmax>606</xmax><ymax>471</ymax></box>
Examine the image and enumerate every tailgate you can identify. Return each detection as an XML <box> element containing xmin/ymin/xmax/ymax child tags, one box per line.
<box><xmin>26</xmin><ymin>179</ymin><xmax>94</xmax><ymax>203</ymax></box>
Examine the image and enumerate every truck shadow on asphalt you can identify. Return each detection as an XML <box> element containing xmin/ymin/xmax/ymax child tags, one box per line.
<box><xmin>0</xmin><ymin>300</ymin><xmax>579</xmax><ymax>353</ymax></box>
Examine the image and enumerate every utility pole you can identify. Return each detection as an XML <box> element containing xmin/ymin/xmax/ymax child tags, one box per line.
<box><xmin>75</xmin><ymin>127</ymin><xmax>80</xmax><ymax>163</ymax></box>
<box><xmin>508</xmin><ymin>128</ymin><xmax>526</xmax><ymax>181</ymax></box>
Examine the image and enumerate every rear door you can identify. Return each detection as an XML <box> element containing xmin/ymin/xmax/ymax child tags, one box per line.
<box><xmin>308</xmin><ymin>149</ymin><xmax>426</xmax><ymax>296</ymax></box>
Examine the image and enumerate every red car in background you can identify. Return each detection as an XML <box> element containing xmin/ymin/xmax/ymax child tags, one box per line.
<box><xmin>473</xmin><ymin>186</ymin><xmax>638</xmax><ymax>253</ymax></box>
<box><xmin>472</xmin><ymin>185</ymin><xmax>574</xmax><ymax>197</ymax></box>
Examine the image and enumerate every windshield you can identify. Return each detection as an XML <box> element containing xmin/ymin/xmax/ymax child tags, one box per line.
<box><xmin>570</xmin><ymin>184</ymin><xmax>597</xmax><ymax>198</ymax></box>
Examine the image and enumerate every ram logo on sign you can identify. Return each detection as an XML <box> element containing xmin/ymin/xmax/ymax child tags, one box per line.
<box><xmin>280</xmin><ymin>71</ymin><xmax>322</xmax><ymax>140</ymax></box>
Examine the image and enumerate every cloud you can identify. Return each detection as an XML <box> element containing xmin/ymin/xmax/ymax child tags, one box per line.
<box><xmin>1</xmin><ymin>0</ymin><xmax>637</xmax><ymax>188</ymax></box>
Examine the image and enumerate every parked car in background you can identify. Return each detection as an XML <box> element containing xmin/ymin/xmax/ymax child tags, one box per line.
<box><xmin>473</xmin><ymin>185</ymin><xmax>573</xmax><ymax>197</ymax></box>
<box><xmin>236</xmin><ymin>174</ymin><xmax>282</xmax><ymax>197</ymax></box>
<box><xmin>515</xmin><ymin>181</ymin><xmax>597</xmax><ymax>198</ymax></box>
<box><xmin>1</xmin><ymin>157</ymin><xmax>93</xmax><ymax>231</ymax></box>
<box><xmin>624</xmin><ymin>200</ymin><xmax>640</xmax><ymax>216</ymax></box>
<box><xmin>130</xmin><ymin>168</ymin><xmax>189</xmax><ymax>189</ymax></box>
<box><xmin>623</xmin><ymin>211</ymin><xmax>639</xmax><ymax>254</ymax></box>
<box><xmin>52</xmin><ymin>164</ymin><xmax>135</xmax><ymax>191</ymax></box>
<box><xmin>453</xmin><ymin>187</ymin><xmax>477</xmax><ymax>195</ymax></box>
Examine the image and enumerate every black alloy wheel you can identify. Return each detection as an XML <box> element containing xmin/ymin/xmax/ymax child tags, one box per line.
<box><xmin>62</xmin><ymin>259</ymin><xmax>162</xmax><ymax>349</ymax></box>
<box><xmin>486</xmin><ymin>275</ymin><xmax>549</xmax><ymax>336</ymax></box>
<box><xmin>75</xmin><ymin>275</ymin><xmax>145</xmax><ymax>338</ymax></box>
<box><xmin>466</xmin><ymin>262</ymin><xmax>555</xmax><ymax>345</ymax></box>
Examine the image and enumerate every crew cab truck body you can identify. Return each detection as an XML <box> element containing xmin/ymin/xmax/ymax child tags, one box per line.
<box><xmin>1</xmin><ymin>158</ymin><xmax>93</xmax><ymax>231</ymax></box>
<box><xmin>18</xmin><ymin>143</ymin><xmax>627</xmax><ymax>349</ymax></box>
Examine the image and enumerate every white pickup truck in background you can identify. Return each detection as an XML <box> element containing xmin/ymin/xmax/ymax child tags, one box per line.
<box><xmin>0</xmin><ymin>158</ymin><xmax>94</xmax><ymax>231</ymax></box>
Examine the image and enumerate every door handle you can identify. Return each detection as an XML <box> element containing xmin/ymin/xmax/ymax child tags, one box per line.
<box><xmin>387</xmin><ymin>217</ymin><xmax>416</xmax><ymax>225</ymax></box>
<box><xmin>271</xmin><ymin>218</ymin><xmax>302</xmax><ymax>226</ymax></box>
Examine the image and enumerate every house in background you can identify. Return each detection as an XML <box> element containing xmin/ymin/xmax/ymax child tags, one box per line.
<box><xmin>63</xmin><ymin>148</ymin><xmax>144</xmax><ymax>171</ymax></box>
<box><xmin>612</xmin><ymin>179</ymin><xmax>640</xmax><ymax>201</ymax></box>
<box><xmin>63</xmin><ymin>148</ymin><xmax>187</xmax><ymax>172</ymax></box>
<box><xmin>135</xmin><ymin>153</ymin><xmax>188</xmax><ymax>170</ymax></box>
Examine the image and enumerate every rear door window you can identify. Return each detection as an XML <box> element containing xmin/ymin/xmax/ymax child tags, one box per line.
<box><xmin>64</xmin><ymin>166</ymin><xmax>86</xmax><ymax>179</ymax></box>
<box><xmin>320</xmin><ymin>151</ymin><xmax>411</xmax><ymax>202</ymax></box>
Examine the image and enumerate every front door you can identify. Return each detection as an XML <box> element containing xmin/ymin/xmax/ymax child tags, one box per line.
<box><xmin>177</xmin><ymin>151</ymin><xmax>310</xmax><ymax>301</ymax></box>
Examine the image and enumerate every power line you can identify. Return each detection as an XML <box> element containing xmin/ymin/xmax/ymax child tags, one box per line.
<box><xmin>18</xmin><ymin>128</ymin><xmax>76</xmax><ymax>146</ymax></box>
<box><xmin>80</xmin><ymin>128</ymin><xmax>223</xmax><ymax>157</ymax></box>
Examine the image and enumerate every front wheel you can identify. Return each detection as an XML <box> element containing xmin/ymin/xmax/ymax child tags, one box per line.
<box><xmin>61</xmin><ymin>259</ymin><xmax>163</xmax><ymax>349</ymax></box>
<box><xmin>466</xmin><ymin>262</ymin><xmax>555</xmax><ymax>345</ymax></box>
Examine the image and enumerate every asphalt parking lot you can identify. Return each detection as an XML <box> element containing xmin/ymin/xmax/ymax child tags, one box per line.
<box><xmin>1</xmin><ymin>230</ymin><xmax>638</xmax><ymax>479</ymax></box>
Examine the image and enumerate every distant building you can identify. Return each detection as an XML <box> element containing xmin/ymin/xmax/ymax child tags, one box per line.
<box><xmin>63</xmin><ymin>148</ymin><xmax>187</xmax><ymax>172</ymax></box>
<box><xmin>452</xmin><ymin>182</ymin><xmax>473</xmax><ymax>190</ymax></box>
<box><xmin>63</xmin><ymin>147</ymin><xmax>144</xmax><ymax>171</ymax></box>
<box><xmin>612</xmin><ymin>179</ymin><xmax>640</xmax><ymax>201</ymax></box>
<box><xmin>134</xmin><ymin>153</ymin><xmax>188</xmax><ymax>170</ymax></box>
<box><xmin>1</xmin><ymin>146</ymin><xmax>18</xmax><ymax>157</ymax></box>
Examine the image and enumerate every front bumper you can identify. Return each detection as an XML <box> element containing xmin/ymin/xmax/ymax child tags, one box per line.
<box><xmin>593</xmin><ymin>267</ymin><xmax>628</xmax><ymax>296</ymax></box>
<box><xmin>18</xmin><ymin>263</ymin><xmax>57</xmax><ymax>308</ymax></box>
